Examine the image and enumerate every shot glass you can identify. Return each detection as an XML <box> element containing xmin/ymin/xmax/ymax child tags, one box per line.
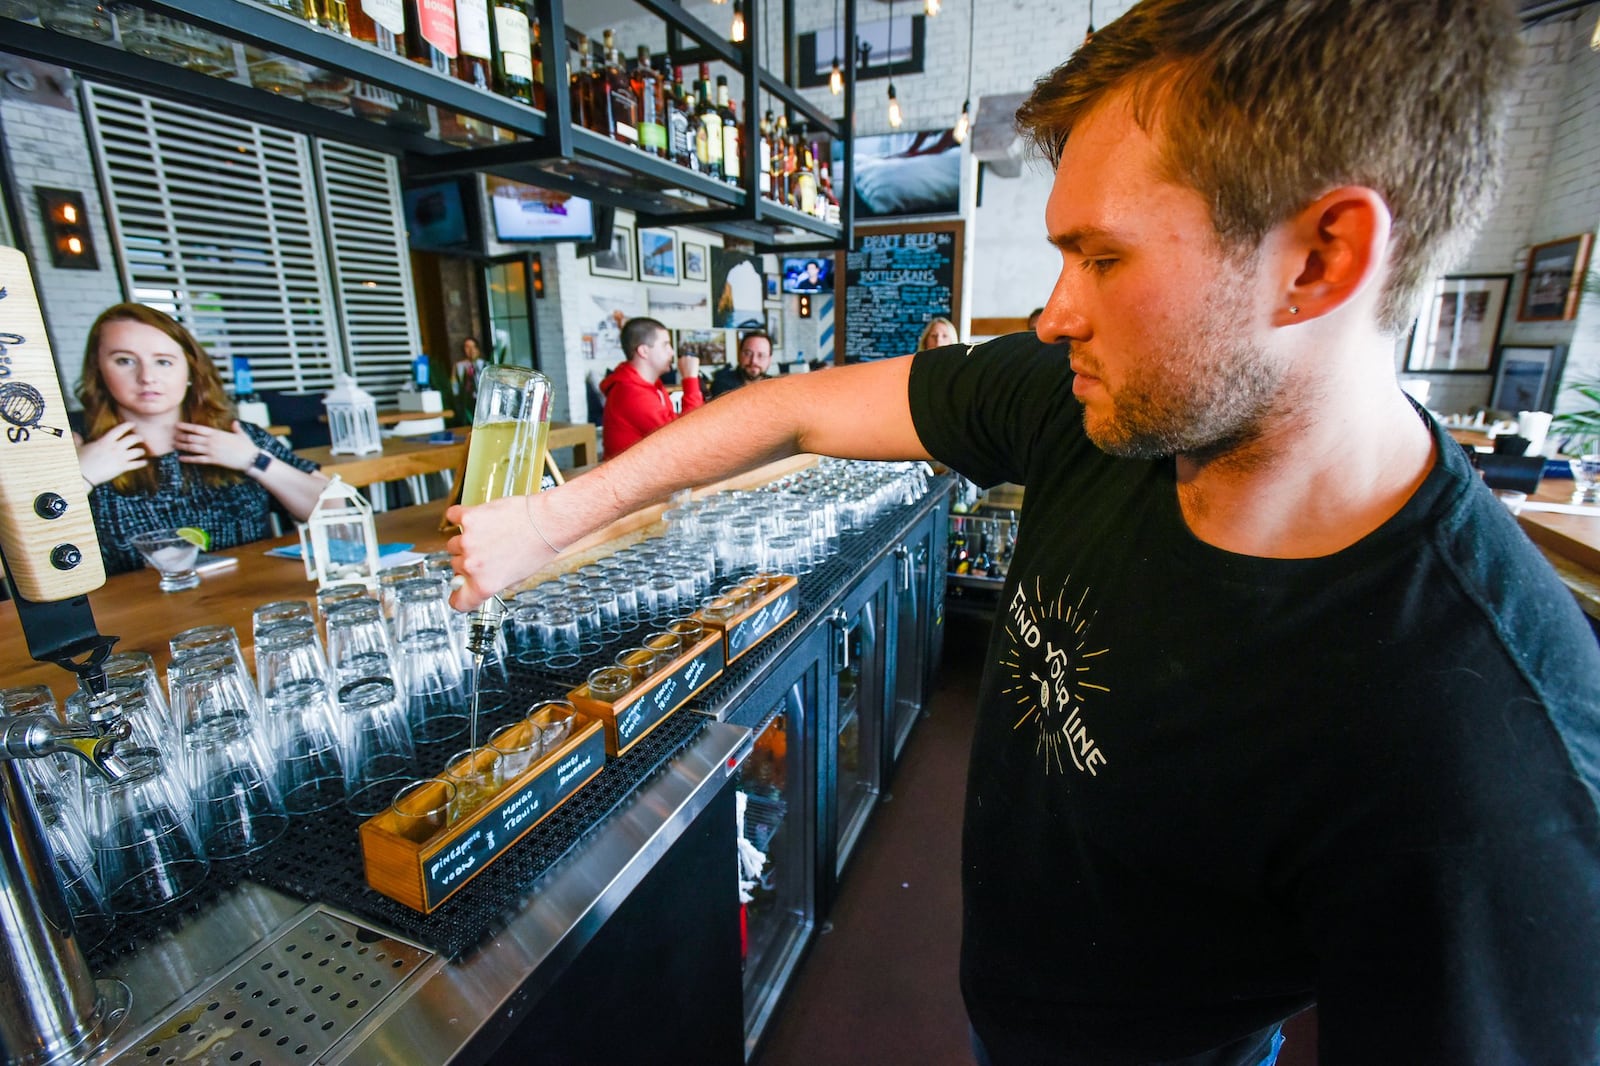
<box><xmin>488</xmin><ymin>720</ymin><xmax>540</xmax><ymax>779</ymax></box>
<box><xmin>666</xmin><ymin>617</ymin><xmax>706</xmax><ymax>648</ymax></box>
<box><xmin>441</xmin><ymin>747</ymin><xmax>504</xmax><ymax>821</ymax></box>
<box><xmin>587</xmin><ymin>666</ymin><xmax>633</xmax><ymax>703</ymax></box>
<box><xmin>129</xmin><ymin>529</ymin><xmax>201</xmax><ymax>592</ymax></box>
<box><xmin>529</xmin><ymin>700</ymin><xmax>577</xmax><ymax>753</ymax></box>
<box><xmin>389</xmin><ymin>779</ymin><xmax>455</xmax><ymax>844</ymax></box>
<box><xmin>615</xmin><ymin>647</ymin><xmax>657</xmax><ymax>687</ymax></box>
<box><xmin>643</xmin><ymin>631</ymin><xmax>682</xmax><ymax>667</ymax></box>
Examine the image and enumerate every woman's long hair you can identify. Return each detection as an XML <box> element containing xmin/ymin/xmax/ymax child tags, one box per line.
<box><xmin>77</xmin><ymin>304</ymin><xmax>239</xmax><ymax>495</ymax></box>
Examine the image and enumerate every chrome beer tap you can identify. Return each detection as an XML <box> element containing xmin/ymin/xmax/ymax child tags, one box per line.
<box><xmin>0</xmin><ymin>245</ymin><xmax>131</xmax><ymax>1065</ymax></box>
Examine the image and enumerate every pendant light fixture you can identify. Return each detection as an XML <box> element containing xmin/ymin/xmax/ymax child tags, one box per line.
<box><xmin>731</xmin><ymin>0</ymin><xmax>746</xmax><ymax>42</ymax></box>
<box><xmin>829</xmin><ymin>0</ymin><xmax>844</xmax><ymax>94</ymax></box>
<box><xmin>925</xmin><ymin>0</ymin><xmax>941</xmax><ymax>15</ymax></box>
<box><xmin>1084</xmin><ymin>0</ymin><xmax>1095</xmax><ymax>46</ymax></box>
<box><xmin>886</xmin><ymin>0</ymin><xmax>903</xmax><ymax>128</ymax></box>
<box><xmin>952</xmin><ymin>0</ymin><xmax>976</xmax><ymax>143</ymax></box>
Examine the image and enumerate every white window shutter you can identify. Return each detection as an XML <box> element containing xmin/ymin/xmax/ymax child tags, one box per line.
<box><xmin>314</xmin><ymin>140</ymin><xmax>421</xmax><ymax>408</ymax></box>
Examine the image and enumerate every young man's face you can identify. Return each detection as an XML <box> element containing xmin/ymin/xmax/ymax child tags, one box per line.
<box><xmin>1037</xmin><ymin>91</ymin><xmax>1290</xmax><ymax>461</ymax></box>
<box><xmin>640</xmin><ymin>328</ymin><xmax>676</xmax><ymax>378</ymax></box>
<box><xmin>737</xmin><ymin>337</ymin><xmax>772</xmax><ymax>381</ymax></box>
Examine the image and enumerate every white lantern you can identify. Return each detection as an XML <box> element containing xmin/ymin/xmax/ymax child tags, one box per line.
<box><xmin>324</xmin><ymin>373</ymin><xmax>381</xmax><ymax>456</ymax></box>
<box><xmin>298</xmin><ymin>476</ymin><xmax>381</xmax><ymax>588</ymax></box>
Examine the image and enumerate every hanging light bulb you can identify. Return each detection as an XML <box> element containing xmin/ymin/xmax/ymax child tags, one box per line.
<box><xmin>886</xmin><ymin>0</ymin><xmax>902</xmax><ymax>127</ymax></box>
<box><xmin>953</xmin><ymin>99</ymin><xmax>970</xmax><ymax>143</ymax></box>
<box><xmin>887</xmin><ymin>82</ymin><xmax>903</xmax><ymax>128</ymax></box>
<box><xmin>1084</xmin><ymin>0</ymin><xmax>1095</xmax><ymax>45</ymax></box>
<box><xmin>925</xmin><ymin>0</ymin><xmax>941</xmax><ymax>15</ymax></box>
<box><xmin>731</xmin><ymin>0</ymin><xmax>746</xmax><ymax>42</ymax></box>
<box><xmin>1591</xmin><ymin>9</ymin><xmax>1600</xmax><ymax>53</ymax></box>
<box><xmin>829</xmin><ymin>0</ymin><xmax>844</xmax><ymax>94</ymax></box>
<box><xmin>953</xmin><ymin>0</ymin><xmax>976</xmax><ymax>144</ymax></box>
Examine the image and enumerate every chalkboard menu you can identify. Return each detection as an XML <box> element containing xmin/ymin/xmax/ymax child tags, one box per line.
<box><xmin>844</xmin><ymin>225</ymin><xmax>960</xmax><ymax>361</ymax></box>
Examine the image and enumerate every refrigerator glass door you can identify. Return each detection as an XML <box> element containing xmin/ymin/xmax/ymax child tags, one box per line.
<box><xmin>834</xmin><ymin>594</ymin><xmax>883</xmax><ymax>875</ymax></box>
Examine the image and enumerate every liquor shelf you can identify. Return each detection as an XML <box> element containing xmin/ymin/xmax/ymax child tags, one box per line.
<box><xmin>2</xmin><ymin>0</ymin><xmax>853</xmax><ymax>249</ymax></box>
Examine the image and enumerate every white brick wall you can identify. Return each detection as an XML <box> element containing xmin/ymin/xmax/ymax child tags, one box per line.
<box><xmin>1</xmin><ymin>82</ymin><xmax>126</xmax><ymax>404</ymax></box>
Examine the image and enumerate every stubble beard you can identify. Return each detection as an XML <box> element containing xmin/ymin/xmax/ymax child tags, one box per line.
<box><xmin>1081</xmin><ymin>291</ymin><xmax>1288</xmax><ymax>464</ymax></box>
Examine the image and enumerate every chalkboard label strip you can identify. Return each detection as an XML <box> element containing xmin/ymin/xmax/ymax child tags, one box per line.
<box><xmin>360</xmin><ymin>716</ymin><xmax>608</xmax><ymax>913</ymax></box>
<box><xmin>568</xmin><ymin>630</ymin><xmax>726</xmax><ymax>756</ymax></box>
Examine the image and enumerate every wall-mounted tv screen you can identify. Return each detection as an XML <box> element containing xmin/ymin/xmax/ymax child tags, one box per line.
<box><xmin>833</xmin><ymin>129</ymin><xmax>961</xmax><ymax>219</ymax></box>
<box><xmin>486</xmin><ymin>176</ymin><xmax>596</xmax><ymax>243</ymax></box>
<box><xmin>402</xmin><ymin>179</ymin><xmax>474</xmax><ymax>251</ymax></box>
<box><xmin>782</xmin><ymin>256</ymin><xmax>835</xmax><ymax>294</ymax></box>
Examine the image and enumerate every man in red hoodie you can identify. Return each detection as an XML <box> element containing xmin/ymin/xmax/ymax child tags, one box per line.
<box><xmin>599</xmin><ymin>317</ymin><xmax>703</xmax><ymax>457</ymax></box>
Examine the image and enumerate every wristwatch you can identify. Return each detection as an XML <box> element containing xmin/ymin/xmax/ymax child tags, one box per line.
<box><xmin>251</xmin><ymin>450</ymin><xmax>272</xmax><ymax>473</ymax></box>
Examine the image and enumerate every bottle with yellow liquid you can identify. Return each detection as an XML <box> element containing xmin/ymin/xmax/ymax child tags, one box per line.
<box><xmin>461</xmin><ymin>364</ymin><xmax>552</xmax><ymax>689</ymax></box>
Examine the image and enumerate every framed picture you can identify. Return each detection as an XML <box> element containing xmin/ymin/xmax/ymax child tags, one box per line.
<box><xmin>710</xmin><ymin>247</ymin><xmax>766</xmax><ymax>328</ymax></box>
<box><xmin>682</xmin><ymin>242</ymin><xmax>707</xmax><ymax>282</ymax></box>
<box><xmin>764</xmin><ymin>308</ymin><xmax>783</xmax><ymax>349</ymax></box>
<box><xmin>1489</xmin><ymin>344</ymin><xmax>1568</xmax><ymax>413</ymax></box>
<box><xmin>638</xmin><ymin>227</ymin><xmax>677</xmax><ymax>284</ymax></box>
<box><xmin>1404</xmin><ymin>274</ymin><xmax>1510</xmax><ymax>374</ymax></box>
<box><xmin>1517</xmin><ymin>234</ymin><xmax>1593</xmax><ymax>322</ymax></box>
<box><xmin>765</xmin><ymin>273</ymin><xmax>780</xmax><ymax>300</ymax></box>
<box><xmin>588</xmin><ymin>224</ymin><xmax>633</xmax><ymax>279</ymax></box>
<box><xmin>676</xmin><ymin>329</ymin><xmax>727</xmax><ymax>365</ymax></box>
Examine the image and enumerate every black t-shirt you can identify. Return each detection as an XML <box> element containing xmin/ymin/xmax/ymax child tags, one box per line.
<box><xmin>908</xmin><ymin>333</ymin><xmax>1600</xmax><ymax>1066</ymax></box>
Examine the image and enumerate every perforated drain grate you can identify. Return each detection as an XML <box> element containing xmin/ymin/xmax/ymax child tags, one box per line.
<box><xmin>114</xmin><ymin>909</ymin><xmax>433</xmax><ymax>1065</ymax></box>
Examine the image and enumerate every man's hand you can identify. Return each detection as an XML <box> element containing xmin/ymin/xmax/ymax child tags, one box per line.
<box><xmin>175</xmin><ymin>420</ymin><xmax>260</xmax><ymax>472</ymax></box>
<box><xmin>446</xmin><ymin>492</ymin><xmax>559</xmax><ymax>611</ymax></box>
<box><xmin>677</xmin><ymin>354</ymin><xmax>700</xmax><ymax>380</ymax></box>
<box><xmin>76</xmin><ymin>422</ymin><xmax>148</xmax><ymax>486</ymax></box>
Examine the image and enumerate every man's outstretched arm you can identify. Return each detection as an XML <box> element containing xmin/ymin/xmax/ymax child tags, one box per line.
<box><xmin>448</xmin><ymin>355</ymin><xmax>928</xmax><ymax>609</ymax></box>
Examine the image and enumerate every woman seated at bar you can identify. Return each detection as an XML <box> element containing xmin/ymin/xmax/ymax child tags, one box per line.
<box><xmin>73</xmin><ymin>303</ymin><xmax>329</xmax><ymax>574</ymax></box>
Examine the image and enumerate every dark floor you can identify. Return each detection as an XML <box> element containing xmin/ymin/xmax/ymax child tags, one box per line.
<box><xmin>751</xmin><ymin>612</ymin><xmax>1318</xmax><ymax>1066</ymax></box>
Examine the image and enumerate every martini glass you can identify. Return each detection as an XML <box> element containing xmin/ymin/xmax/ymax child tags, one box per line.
<box><xmin>129</xmin><ymin>529</ymin><xmax>201</xmax><ymax>592</ymax></box>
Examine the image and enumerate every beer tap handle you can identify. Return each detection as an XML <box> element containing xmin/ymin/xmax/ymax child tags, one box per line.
<box><xmin>0</xmin><ymin>246</ymin><xmax>117</xmax><ymax>694</ymax></box>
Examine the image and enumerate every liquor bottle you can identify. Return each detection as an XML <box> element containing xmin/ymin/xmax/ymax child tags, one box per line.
<box><xmin>757</xmin><ymin>110</ymin><xmax>774</xmax><ymax>198</ymax></box>
<box><xmin>631</xmin><ymin>46</ymin><xmax>666</xmax><ymax>158</ymax></box>
<box><xmin>600</xmin><ymin>30</ymin><xmax>638</xmax><ymax>147</ymax></box>
<box><xmin>791</xmin><ymin>131</ymin><xmax>818</xmax><ymax>216</ymax></box>
<box><xmin>456</xmin><ymin>0</ymin><xmax>492</xmax><ymax>91</ymax></box>
<box><xmin>302</xmin><ymin>0</ymin><xmax>349</xmax><ymax>33</ymax></box>
<box><xmin>404</xmin><ymin>0</ymin><xmax>456</xmax><ymax>77</ymax></box>
<box><xmin>969</xmin><ymin>531</ymin><xmax>991</xmax><ymax>578</ymax></box>
<box><xmin>667</xmin><ymin>66</ymin><xmax>694</xmax><ymax>169</ymax></box>
<box><xmin>529</xmin><ymin>18</ymin><xmax>546</xmax><ymax>110</ymax></box>
<box><xmin>693</xmin><ymin>63</ymin><xmax>722</xmax><ymax>179</ymax></box>
<box><xmin>716</xmin><ymin>76</ymin><xmax>741</xmax><ymax>186</ymax></box>
<box><xmin>487</xmin><ymin>0</ymin><xmax>532</xmax><ymax>104</ymax></box>
<box><xmin>949</xmin><ymin>524</ymin><xmax>970</xmax><ymax>574</ymax></box>
<box><xmin>818</xmin><ymin>156</ymin><xmax>840</xmax><ymax>225</ymax></box>
<box><xmin>346</xmin><ymin>0</ymin><xmax>405</xmax><ymax>119</ymax></box>
<box><xmin>781</xmin><ymin>119</ymin><xmax>799</xmax><ymax>208</ymax></box>
<box><xmin>570</xmin><ymin>35</ymin><xmax>596</xmax><ymax>131</ymax></box>
<box><xmin>771</xmin><ymin>113</ymin><xmax>789</xmax><ymax>203</ymax></box>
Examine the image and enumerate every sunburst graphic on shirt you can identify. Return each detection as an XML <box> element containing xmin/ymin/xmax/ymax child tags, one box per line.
<box><xmin>997</xmin><ymin>575</ymin><xmax>1110</xmax><ymax>777</ymax></box>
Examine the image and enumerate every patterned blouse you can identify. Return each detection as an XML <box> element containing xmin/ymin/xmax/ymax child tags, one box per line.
<box><xmin>88</xmin><ymin>422</ymin><xmax>319</xmax><ymax>575</ymax></box>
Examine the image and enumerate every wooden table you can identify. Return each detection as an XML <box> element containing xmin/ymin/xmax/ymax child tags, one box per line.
<box><xmin>1</xmin><ymin>502</ymin><xmax>456</xmax><ymax>703</ymax></box>
<box><xmin>295</xmin><ymin>434</ymin><xmax>470</xmax><ymax>488</ymax></box>
<box><xmin>547</xmin><ymin>421</ymin><xmax>597</xmax><ymax>467</ymax></box>
<box><xmin>295</xmin><ymin>422</ymin><xmax>597</xmax><ymax>487</ymax></box>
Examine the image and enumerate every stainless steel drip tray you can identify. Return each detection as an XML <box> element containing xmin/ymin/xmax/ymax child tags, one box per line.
<box><xmin>103</xmin><ymin>895</ymin><xmax>434</xmax><ymax>1066</ymax></box>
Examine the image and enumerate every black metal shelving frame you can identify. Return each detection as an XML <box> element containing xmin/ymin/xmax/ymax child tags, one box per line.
<box><xmin>2</xmin><ymin>0</ymin><xmax>854</xmax><ymax>250</ymax></box>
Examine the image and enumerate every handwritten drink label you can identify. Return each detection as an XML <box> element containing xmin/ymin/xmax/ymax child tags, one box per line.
<box><xmin>612</xmin><ymin>637</ymin><xmax>724</xmax><ymax>751</ymax></box>
<box><xmin>727</xmin><ymin>587</ymin><xmax>798</xmax><ymax>660</ymax></box>
<box><xmin>417</xmin><ymin>723</ymin><xmax>604</xmax><ymax>909</ymax></box>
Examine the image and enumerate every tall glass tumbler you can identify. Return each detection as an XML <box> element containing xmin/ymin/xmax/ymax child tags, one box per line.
<box><xmin>337</xmin><ymin>678</ymin><xmax>416</xmax><ymax>818</ymax></box>
<box><xmin>325</xmin><ymin>599</ymin><xmax>396</xmax><ymax>685</ymax></box>
<box><xmin>85</xmin><ymin>753</ymin><xmax>209</xmax><ymax>914</ymax></box>
<box><xmin>184</xmin><ymin>717</ymin><xmax>288</xmax><ymax>859</ymax></box>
